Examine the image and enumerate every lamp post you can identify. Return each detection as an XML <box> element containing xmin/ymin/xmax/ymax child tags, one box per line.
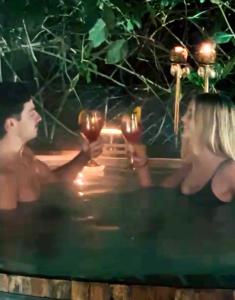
<box><xmin>170</xmin><ymin>46</ymin><xmax>190</xmax><ymax>136</ymax></box>
<box><xmin>195</xmin><ymin>40</ymin><xmax>217</xmax><ymax>92</ymax></box>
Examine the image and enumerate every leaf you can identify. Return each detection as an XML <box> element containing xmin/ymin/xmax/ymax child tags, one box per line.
<box><xmin>218</xmin><ymin>57</ymin><xmax>235</xmax><ymax>80</ymax></box>
<box><xmin>210</xmin><ymin>0</ymin><xmax>221</xmax><ymax>4</ymax></box>
<box><xmin>132</xmin><ymin>18</ymin><xmax>141</xmax><ymax>29</ymax></box>
<box><xmin>88</xmin><ymin>18</ymin><xmax>108</xmax><ymax>48</ymax></box>
<box><xmin>102</xmin><ymin>6</ymin><xmax>116</xmax><ymax>30</ymax></box>
<box><xmin>213</xmin><ymin>32</ymin><xmax>234</xmax><ymax>44</ymax></box>
<box><xmin>81</xmin><ymin>0</ymin><xmax>101</xmax><ymax>32</ymax></box>
<box><xmin>160</xmin><ymin>0</ymin><xmax>170</xmax><ymax>6</ymax></box>
<box><xmin>186</xmin><ymin>70</ymin><xmax>204</xmax><ymax>87</ymax></box>
<box><xmin>106</xmin><ymin>39</ymin><xmax>128</xmax><ymax>64</ymax></box>
<box><xmin>160</xmin><ymin>0</ymin><xmax>184</xmax><ymax>8</ymax></box>
<box><xmin>126</xmin><ymin>19</ymin><xmax>134</xmax><ymax>32</ymax></box>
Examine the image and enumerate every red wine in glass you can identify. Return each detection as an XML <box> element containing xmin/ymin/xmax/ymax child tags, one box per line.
<box><xmin>121</xmin><ymin>113</ymin><xmax>142</xmax><ymax>144</ymax></box>
<box><xmin>82</xmin><ymin>125</ymin><xmax>102</xmax><ymax>143</ymax></box>
<box><xmin>79</xmin><ymin>110</ymin><xmax>104</xmax><ymax>166</ymax></box>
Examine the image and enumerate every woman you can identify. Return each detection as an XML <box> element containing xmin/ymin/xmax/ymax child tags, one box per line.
<box><xmin>133</xmin><ymin>93</ymin><xmax>235</xmax><ymax>203</ymax></box>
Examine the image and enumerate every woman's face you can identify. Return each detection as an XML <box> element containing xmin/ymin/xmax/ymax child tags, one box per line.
<box><xmin>181</xmin><ymin>100</ymin><xmax>195</xmax><ymax>138</ymax></box>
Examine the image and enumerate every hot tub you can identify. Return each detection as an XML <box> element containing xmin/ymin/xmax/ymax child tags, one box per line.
<box><xmin>1</xmin><ymin>153</ymin><xmax>235</xmax><ymax>300</ymax></box>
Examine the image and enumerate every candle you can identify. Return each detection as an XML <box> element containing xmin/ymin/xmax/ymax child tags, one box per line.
<box><xmin>170</xmin><ymin>46</ymin><xmax>188</xmax><ymax>63</ymax></box>
<box><xmin>196</xmin><ymin>41</ymin><xmax>216</xmax><ymax>64</ymax></box>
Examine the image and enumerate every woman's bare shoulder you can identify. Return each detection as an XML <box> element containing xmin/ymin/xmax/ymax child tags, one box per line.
<box><xmin>220</xmin><ymin>160</ymin><xmax>235</xmax><ymax>192</ymax></box>
<box><xmin>221</xmin><ymin>160</ymin><xmax>235</xmax><ymax>174</ymax></box>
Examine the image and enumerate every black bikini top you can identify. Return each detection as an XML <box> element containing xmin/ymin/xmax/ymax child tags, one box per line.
<box><xmin>181</xmin><ymin>159</ymin><xmax>230</xmax><ymax>205</ymax></box>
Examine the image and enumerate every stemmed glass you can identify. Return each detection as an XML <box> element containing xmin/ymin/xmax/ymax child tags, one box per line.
<box><xmin>78</xmin><ymin>110</ymin><xmax>104</xmax><ymax>166</ymax></box>
<box><xmin>121</xmin><ymin>113</ymin><xmax>142</xmax><ymax>167</ymax></box>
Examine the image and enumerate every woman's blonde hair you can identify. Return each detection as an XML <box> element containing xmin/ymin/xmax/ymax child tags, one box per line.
<box><xmin>190</xmin><ymin>93</ymin><xmax>235</xmax><ymax>160</ymax></box>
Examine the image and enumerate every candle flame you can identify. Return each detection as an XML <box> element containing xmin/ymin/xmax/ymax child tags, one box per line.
<box><xmin>170</xmin><ymin>46</ymin><xmax>188</xmax><ymax>63</ymax></box>
<box><xmin>101</xmin><ymin>127</ymin><xmax>122</xmax><ymax>135</ymax></box>
<box><xmin>174</xmin><ymin>46</ymin><xmax>185</xmax><ymax>53</ymax></box>
<box><xmin>91</xmin><ymin>116</ymin><xmax>96</xmax><ymax>124</ymax></box>
<box><xmin>74</xmin><ymin>178</ymin><xmax>84</xmax><ymax>185</ymax></box>
<box><xmin>74</xmin><ymin>172</ymin><xmax>84</xmax><ymax>186</ymax></box>
<box><xmin>200</xmin><ymin>43</ymin><xmax>213</xmax><ymax>54</ymax></box>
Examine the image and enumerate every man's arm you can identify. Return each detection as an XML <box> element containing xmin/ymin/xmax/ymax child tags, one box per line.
<box><xmin>35</xmin><ymin>138</ymin><xmax>103</xmax><ymax>183</ymax></box>
<box><xmin>0</xmin><ymin>171</ymin><xmax>18</xmax><ymax>210</ymax></box>
<box><xmin>52</xmin><ymin>150</ymin><xmax>90</xmax><ymax>181</ymax></box>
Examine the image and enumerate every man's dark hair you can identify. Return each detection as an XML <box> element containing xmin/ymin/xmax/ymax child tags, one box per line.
<box><xmin>0</xmin><ymin>82</ymin><xmax>31</xmax><ymax>138</ymax></box>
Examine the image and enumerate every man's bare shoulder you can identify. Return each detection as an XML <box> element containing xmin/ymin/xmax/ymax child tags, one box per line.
<box><xmin>0</xmin><ymin>167</ymin><xmax>17</xmax><ymax>181</ymax></box>
<box><xmin>0</xmin><ymin>168</ymin><xmax>18</xmax><ymax>210</ymax></box>
<box><xmin>22</xmin><ymin>146</ymin><xmax>35</xmax><ymax>161</ymax></box>
<box><xmin>34</xmin><ymin>158</ymin><xmax>56</xmax><ymax>183</ymax></box>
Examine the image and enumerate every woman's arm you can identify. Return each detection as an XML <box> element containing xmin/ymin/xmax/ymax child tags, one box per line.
<box><xmin>132</xmin><ymin>144</ymin><xmax>191</xmax><ymax>188</ymax></box>
<box><xmin>160</xmin><ymin>162</ymin><xmax>191</xmax><ymax>188</ymax></box>
<box><xmin>132</xmin><ymin>144</ymin><xmax>153</xmax><ymax>188</ymax></box>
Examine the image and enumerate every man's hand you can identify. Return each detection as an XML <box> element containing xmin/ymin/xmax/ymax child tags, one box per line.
<box><xmin>81</xmin><ymin>137</ymin><xmax>103</xmax><ymax>159</ymax></box>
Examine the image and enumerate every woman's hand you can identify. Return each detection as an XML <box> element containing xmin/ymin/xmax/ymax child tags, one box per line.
<box><xmin>129</xmin><ymin>143</ymin><xmax>148</xmax><ymax>169</ymax></box>
<box><xmin>130</xmin><ymin>144</ymin><xmax>153</xmax><ymax>187</ymax></box>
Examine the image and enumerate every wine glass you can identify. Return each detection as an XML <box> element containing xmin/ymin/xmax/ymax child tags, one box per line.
<box><xmin>78</xmin><ymin>110</ymin><xmax>104</xmax><ymax>166</ymax></box>
<box><xmin>121</xmin><ymin>113</ymin><xmax>142</xmax><ymax>167</ymax></box>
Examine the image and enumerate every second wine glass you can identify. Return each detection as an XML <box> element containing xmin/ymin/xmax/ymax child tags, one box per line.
<box><xmin>78</xmin><ymin>110</ymin><xmax>104</xmax><ymax>166</ymax></box>
<box><xmin>121</xmin><ymin>113</ymin><xmax>142</xmax><ymax>167</ymax></box>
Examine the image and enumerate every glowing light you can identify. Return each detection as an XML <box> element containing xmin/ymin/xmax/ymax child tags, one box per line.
<box><xmin>91</xmin><ymin>116</ymin><xmax>96</xmax><ymax>124</ymax></box>
<box><xmin>83</xmin><ymin>165</ymin><xmax>105</xmax><ymax>177</ymax></box>
<box><xmin>74</xmin><ymin>178</ymin><xmax>84</xmax><ymax>185</ymax></box>
<box><xmin>170</xmin><ymin>46</ymin><xmax>188</xmax><ymax>63</ymax></box>
<box><xmin>75</xmin><ymin>215</ymin><xmax>94</xmax><ymax>221</ymax></box>
<box><xmin>196</xmin><ymin>41</ymin><xmax>216</xmax><ymax>64</ymax></box>
<box><xmin>175</xmin><ymin>46</ymin><xmax>184</xmax><ymax>53</ymax></box>
<box><xmin>201</xmin><ymin>43</ymin><xmax>213</xmax><ymax>54</ymax></box>
<box><xmin>74</xmin><ymin>172</ymin><xmax>84</xmax><ymax>186</ymax></box>
<box><xmin>101</xmin><ymin>127</ymin><xmax>122</xmax><ymax>135</ymax></box>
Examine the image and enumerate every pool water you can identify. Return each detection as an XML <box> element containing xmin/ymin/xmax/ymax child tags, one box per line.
<box><xmin>0</xmin><ymin>163</ymin><xmax>235</xmax><ymax>288</ymax></box>
<box><xmin>72</xmin><ymin>164</ymin><xmax>171</xmax><ymax>196</ymax></box>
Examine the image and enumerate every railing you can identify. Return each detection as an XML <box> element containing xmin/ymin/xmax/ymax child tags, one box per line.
<box><xmin>102</xmin><ymin>143</ymin><xmax>127</xmax><ymax>157</ymax></box>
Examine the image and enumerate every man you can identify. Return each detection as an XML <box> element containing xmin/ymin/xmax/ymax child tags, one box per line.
<box><xmin>0</xmin><ymin>82</ymin><xmax>103</xmax><ymax>210</ymax></box>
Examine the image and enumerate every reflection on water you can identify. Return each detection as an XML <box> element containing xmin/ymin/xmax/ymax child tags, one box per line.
<box><xmin>73</xmin><ymin>164</ymin><xmax>171</xmax><ymax>197</ymax></box>
<box><xmin>0</xmin><ymin>167</ymin><xmax>235</xmax><ymax>287</ymax></box>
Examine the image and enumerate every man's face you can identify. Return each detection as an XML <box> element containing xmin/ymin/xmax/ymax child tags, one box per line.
<box><xmin>15</xmin><ymin>100</ymin><xmax>41</xmax><ymax>143</ymax></box>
